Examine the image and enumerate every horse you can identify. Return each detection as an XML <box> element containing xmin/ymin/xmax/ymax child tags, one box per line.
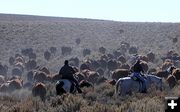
<box><xmin>115</xmin><ymin>74</ymin><xmax>163</xmax><ymax>96</ymax></box>
<box><xmin>56</xmin><ymin>79</ymin><xmax>93</xmax><ymax>95</ymax></box>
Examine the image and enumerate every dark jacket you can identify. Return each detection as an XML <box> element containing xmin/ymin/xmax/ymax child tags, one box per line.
<box><xmin>132</xmin><ymin>60</ymin><xmax>144</xmax><ymax>73</ymax></box>
<box><xmin>59</xmin><ymin>65</ymin><xmax>76</xmax><ymax>80</ymax></box>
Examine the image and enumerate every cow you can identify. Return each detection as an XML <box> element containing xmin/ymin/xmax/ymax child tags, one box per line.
<box><xmin>107</xmin><ymin>79</ymin><xmax>116</xmax><ymax>86</ymax></box>
<box><xmin>140</xmin><ymin>60</ymin><xmax>149</xmax><ymax>72</ymax></box>
<box><xmin>99</xmin><ymin>47</ymin><xmax>106</xmax><ymax>54</ymax></box>
<box><xmin>155</xmin><ymin>70</ymin><xmax>170</xmax><ymax>78</ymax></box>
<box><xmin>161</xmin><ymin>60</ymin><xmax>174</xmax><ymax>71</ymax></box>
<box><xmin>9</xmin><ymin>56</ymin><xmax>15</xmax><ymax>65</ymax></box>
<box><xmin>118</xmin><ymin>55</ymin><xmax>126</xmax><ymax>64</ymax></box>
<box><xmin>32</xmin><ymin>83</ymin><xmax>46</xmax><ymax>101</ymax></box>
<box><xmin>25</xmin><ymin>60</ymin><xmax>37</xmax><ymax>71</ymax></box>
<box><xmin>69</xmin><ymin>57</ymin><xmax>80</xmax><ymax>67</ymax></box>
<box><xmin>61</xmin><ymin>46</ymin><xmax>72</xmax><ymax>55</ymax></box>
<box><xmin>0</xmin><ymin>64</ymin><xmax>8</xmax><ymax>76</ymax></box>
<box><xmin>44</xmin><ymin>50</ymin><xmax>51</xmax><ymax>61</ymax></box>
<box><xmin>79</xmin><ymin>80</ymin><xmax>93</xmax><ymax>88</ymax></box>
<box><xmin>107</xmin><ymin>59</ymin><xmax>118</xmax><ymax>71</ymax></box>
<box><xmin>166</xmin><ymin>75</ymin><xmax>177</xmax><ymax>89</ymax></box>
<box><xmin>33</xmin><ymin>71</ymin><xmax>47</xmax><ymax>82</ymax></box>
<box><xmin>147</xmin><ymin>52</ymin><xmax>155</xmax><ymax>62</ymax></box>
<box><xmin>129</xmin><ymin>46</ymin><xmax>138</xmax><ymax>54</ymax></box>
<box><xmin>172</xmin><ymin>68</ymin><xmax>180</xmax><ymax>80</ymax></box>
<box><xmin>0</xmin><ymin>75</ymin><xmax>5</xmax><ymax>84</ymax></box>
<box><xmin>86</xmin><ymin>70</ymin><xmax>100</xmax><ymax>84</ymax></box>
<box><xmin>111</xmin><ymin>69</ymin><xmax>130</xmax><ymax>80</ymax></box>
<box><xmin>49</xmin><ymin>46</ymin><xmax>57</xmax><ymax>54</ymax></box>
<box><xmin>0</xmin><ymin>78</ymin><xmax>23</xmax><ymax>92</ymax></box>
<box><xmin>39</xmin><ymin>67</ymin><xmax>50</xmax><ymax>75</ymax></box>
<box><xmin>12</xmin><ymin>67</ymin><xmax>23</xmax><ymax>77</ymax></box>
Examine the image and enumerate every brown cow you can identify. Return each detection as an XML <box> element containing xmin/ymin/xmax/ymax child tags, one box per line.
<box><xmin>99</xmin><ymin>47</ymin><xmax>106</xmax><ymax>54</ymax></box>
<box><xmin>79</xmin><ymin>80</ymin><xmax>93</xmax><ymax>88</ymax></box>
<box><xmin>75</xmin><ymin>72</ymin><xmax>86</xmax><ymax>82</ymax></box>
<box><xmin>97</xmin><ymin>58</ymin><xmax>107</xmax><ymax>70</ymax></box>
<box><xmin>166</xmin><ymin>75</ymin><xmax>177</xmax><ymax>89</ymax></box>
<box><xmin>172</xmin><ymin>68</ymin><xmax>180</xmax><ymax>80</ymax></box>
<box><xmin>107</xmin><ymin>79</ymin><xmax>116</xmax><ymax>86</ymax></box>
<box><xmin>12</xmin><ymin>67</ymin><xmax>23</xmax><ymax>77</ymax></box>
<box><xmin>51</xmin><ymin>73</ymin><xmax>61</xmax><ymax>82</ymax></box>
<box><xmin>69</xmin><ymin>57</ymin><xmax>80</xmax><ymax>67</ymax></box>
<box><xmin>15</xmin><ymin>56</ymin><xmax>25</xmax><ymax>64</ymax></box>
<box><xmin>161</xmin><ymin>59</ymin><xmax>173</xmax><ymax>70</ymax></box>
<box><xmin>9</xmin><ymin>56</ymin><xmax>15</xmax><ymax>65</ymax></box>
<box><xmin>82</xmin><ymin>70</ymin><xmax>100</xmax><ymax>84</ymax></box>
<box><xmin>80</xmin><ymin>63</ymin><xmax>90</xmax><ymax>71</ymax></box>
<box><xmin>0</xmin><ymin>64</ymin><xmax>8</xmax><ymax>76</ymax></box>
<box><xmin>27</xmin><ymin>71</ymin><xmax>34</xmax><ymax>82</ymax></box>
<box><xmin>39</xmin><ymin>67</ymin><xmax>50</xmax><ymax>75</ymax></box>
<box><xmin>147</xmin><ymin>52</ymin><xmax>155</xmax><ymax>62</ymax></box>
<box><xmin>49</xmin><ymin>46</ymin><xmax>57</xmax><ymax>54</ymax></box>
<box><xmin>107</xmin><ymin>59</ymin><xmax>118</xmax><ymax>71</ymax></box>
<box><xmin>0</xmin><ymin>83</ymin><xmax>9</xmax><ymax>92</ymax></box>
<box><xmin>140</xmin><ymin>61</ymin><xmax>149</xmax><ymax>72</ymax></box>
<box><xmin>32</xmin><ymin>83</ymin><xmax>46</xmax><ymax>101</ymax></box>
<box><xmin>96</xmin><ymin>68</ymin><xmax>104</xmax><ymax>76</ymax></box>
<box><xmin>25</xmin><ymin>60</ymin><xmax>37</xmax><ymax>71</ymax></box>
<box><xmin>0</xmin><ymin>78</ymin><xmax>23</xmax><ymax>92</ymax></box>
<box><xmin>33</xmin><ymin>71</ymin><xmax>47</xmax><ymax>82</ymax></box>
<box><xmin>129</xmin><ymin>46</ymin><xmax>138</xmax><ymax>54</ymax></box>
<box><xmin>118</xmin><ymin>55</ymin><xmax>126</xmax><ymax>64</ymax></box>
<box><xmin>8</xmin><ymin>79</ymin><xmax>23</xmax><ymax>91</ymax></box>
<box><xmin>44</xmin><ymin>50</ymin><xmax>51</xmax><ymax>61</ymax></box>
<box><xmin>121</xmin><ymin>63</ymin><xmax>130</xmax><ymax>70</ymax></box>
<box><xmin>156</xmin><ymin>70</ymin><xmax>170</xmax><ymax>78</ymax></box>
<box><xmin>111</xmin><ymin>69</ymin><xmax>130</xmax><ymax>80</ymax></box>
<box><xmin>139</xmin><ymin>55</ymin><xmax>149</xmax><ymax>62</ymax></box>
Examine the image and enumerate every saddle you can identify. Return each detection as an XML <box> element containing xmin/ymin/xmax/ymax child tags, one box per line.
<box><xmin>130</xmin><ymin>73</ymin><xmax>146</xmax><ymax>92</ymax></box>
<box><xmin>60</xmin><ymin>78</ymin><xmax>75</xmax><ymax>92</ymax></box>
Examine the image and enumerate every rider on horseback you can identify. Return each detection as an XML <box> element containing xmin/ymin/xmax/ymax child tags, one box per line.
<box><xmin>59</xmin><ymin>60</ymin><xmax>82</xmax><ymax>93</ymax></box>
<box><xmin>131</xmin><ymin>59</ymin><xmax>147</xmax><ymax>93</ymax></box>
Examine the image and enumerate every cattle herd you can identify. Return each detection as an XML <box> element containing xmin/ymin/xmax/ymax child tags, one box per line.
<box><xmin>0</xmin><ymin>42</ymin><xmax>180</xmax><ymax>100</ymax></box>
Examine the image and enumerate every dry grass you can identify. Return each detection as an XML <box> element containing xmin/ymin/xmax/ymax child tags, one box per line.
<box><xmin>0</xmin><ymin>83</ymin><xmax>179</xmax><ymax>112</ymax></box>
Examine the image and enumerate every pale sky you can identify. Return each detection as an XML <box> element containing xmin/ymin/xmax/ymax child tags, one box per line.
<box><xmin>0</xmin><ymin>0</ymin><xmax>180</xmax><ymax>22</ymax></box>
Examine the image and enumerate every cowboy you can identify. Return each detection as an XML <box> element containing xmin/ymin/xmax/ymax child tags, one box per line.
<box><xmin>131</xmin><ymin>59</ymin><xmax>147</xmax><ymax>93</ymax></box>
<box><xmin>59</xmin><ymin>60</ymin><xmax>82</xmax><ymax>93</ymax></box>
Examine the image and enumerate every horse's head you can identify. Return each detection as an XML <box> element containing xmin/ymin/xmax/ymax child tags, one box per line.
<box><xmin>146</xmin><ymin>74</ymin><xmax>163</xmax><ymax>91</ymax></box>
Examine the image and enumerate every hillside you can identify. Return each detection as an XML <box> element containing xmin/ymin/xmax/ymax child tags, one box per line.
<box><xmin>0</xmin><ymin>14</ymin><xmax>179</xmax><ymax>68</ymax></box>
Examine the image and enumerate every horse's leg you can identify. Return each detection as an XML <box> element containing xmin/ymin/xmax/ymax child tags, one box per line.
<box><xmin>115</xmin><ymin>80</ymin><xmax>121</xmax><ymax>96</ymax></box>
<box><xmin>56</xmin><ymin>82</ymin><xmax>65</xmax><ymax>95</ymax></box>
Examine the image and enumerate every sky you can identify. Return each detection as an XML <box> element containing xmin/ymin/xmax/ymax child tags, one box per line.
<box><xmin>0</xmin><ymin>0</ymin><xmax>180</xmax><ymax>22</ymax></box>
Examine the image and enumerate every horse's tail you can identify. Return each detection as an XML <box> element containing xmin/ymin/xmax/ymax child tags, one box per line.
<box><xmin>115</xmin><ymin>79</ymin><xmax>121</xmax><ymax>95</ymax></box>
